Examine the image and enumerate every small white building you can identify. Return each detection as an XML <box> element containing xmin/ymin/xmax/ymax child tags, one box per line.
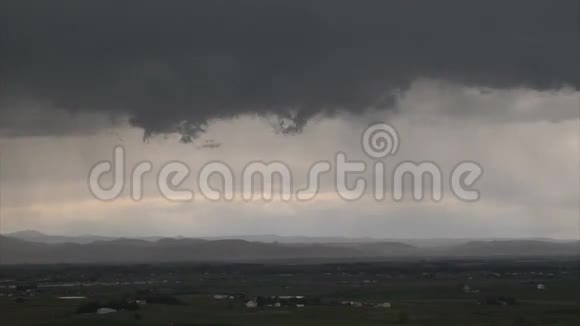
<box><xmin>213</xmin><ymin>295</ymin><xmax>229</xmax><ymax>300</ymax></box>
<box><xmin>375</xmin><ymin>302</ymin><xmax>391</xmax><ymax>308</ymax></box>
<box><xmin>245</xmin><ymin>300</ymin><xmax>258</xmax><ymax>308</ymax></box>
<box><xmin>537</xmin><ymin>283</ymin><xmax>546</xmax><ymax>290</ymax></box>
<box><xmin>463</xmin><ymin>284</ymin><xmax>480</xmax><ymax>294</ymax></box>
<box><xmin>296</xmin><ymin>304</ymin><xmax>305</xmax><ymax>308</ymax></box>
<box><xmin>97</xmin><ymin>308</ymin><xmax>117</xmax><ymax>315</ymax></box>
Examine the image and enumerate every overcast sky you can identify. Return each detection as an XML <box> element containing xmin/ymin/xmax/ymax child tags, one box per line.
<box><xmin>0</xmin><ymin>1</ymin><xmax>578</xmax><ymax>239</ymax></box>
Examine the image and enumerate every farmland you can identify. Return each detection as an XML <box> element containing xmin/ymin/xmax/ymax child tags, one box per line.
<box><xmin>1</xmin><ymin>259</ymin><xmax>579</xmax><ymax>325</ymax></box>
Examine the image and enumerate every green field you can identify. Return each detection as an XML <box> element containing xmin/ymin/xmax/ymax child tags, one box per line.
<box><xmin>1</xmin><ymin>260</ymin><xmax>579</xmax><ymax>325</ymax></box>
<box><xmin>3</xmin><ymin>294</ymin><xmax>580</xmax><ymax>326</ymax></box>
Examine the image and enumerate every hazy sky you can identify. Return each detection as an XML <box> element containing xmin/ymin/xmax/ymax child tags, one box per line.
<box><xmin>0</xmin><ymin>1</ymin><xmax>578</xmax><ymax>238</ymax></box>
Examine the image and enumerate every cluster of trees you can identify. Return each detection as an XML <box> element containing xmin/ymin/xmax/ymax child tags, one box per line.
<box><xmin>140</xmin><ymin>294</ymin><xmax>182</xmax><ymax>305</ymax></box>
<box><xmin>135</xmin><ymin>289</ymin><xmax>183</xmax><ymax>305</ymax></box>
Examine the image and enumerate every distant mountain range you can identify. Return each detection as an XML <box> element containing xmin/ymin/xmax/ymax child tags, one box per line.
<box><xmin>5</xmin><ymin>230</ymin><xmax>164</xmax><ymax>244</ymax></box>
<box><xmin>0</xmin><ymin>231</ymin><xmax>578</xmax><ymax>264</ymax></box>
<box><xmin>6</xmin><ymin>230</ymin><xmax>391</xmax><ymax>245</ymax></box>
<box><xmin>7</xmin><ymin>230</ymin><xmax>577</xmax><ymax>246</ymax></box>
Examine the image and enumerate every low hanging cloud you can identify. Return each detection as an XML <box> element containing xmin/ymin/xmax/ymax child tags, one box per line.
<box><xmin>0</xmin><ymin>0</ymin><xmax>578</xmax><ymax>139</ymax></box>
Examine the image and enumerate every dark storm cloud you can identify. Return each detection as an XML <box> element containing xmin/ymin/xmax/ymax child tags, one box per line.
<box><xmin>0</xmin><ymin>0</ymin><xmax>578</xmax><ymax>139</ymax></box>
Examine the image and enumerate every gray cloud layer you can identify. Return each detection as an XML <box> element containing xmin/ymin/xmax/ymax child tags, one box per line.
<box><xmin>1</xmin><ymin>0</ymin><xmax>578</xmax><ymax>139</ymax></box>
